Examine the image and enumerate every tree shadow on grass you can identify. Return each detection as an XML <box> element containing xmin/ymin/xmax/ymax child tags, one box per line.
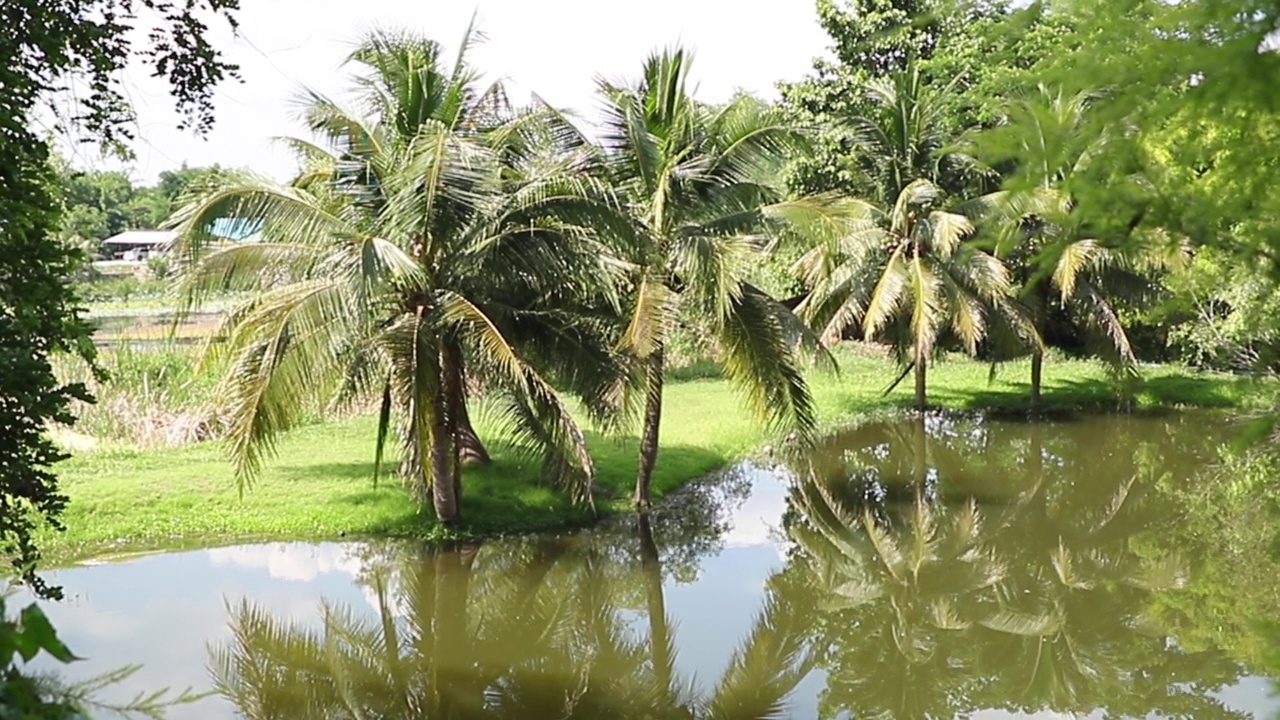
<box><xmin>271</xmin><ymin>461</ymin><xmax>383</xmax><ymax>485</ymax></box>
<box><xmin>952</xmin><ymin>375</ymin><xmax>1240</xmax><ymax>412</ymax></box>
<box><xmin>270</xmin><ymin>430</ymin><xmax>728</xmax><ymax>542</ymax></box>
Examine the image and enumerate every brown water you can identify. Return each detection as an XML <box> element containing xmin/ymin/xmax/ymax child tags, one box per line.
<box><xmin>20</xmin><ymin>412</ymin><xmax>1280</xmax><ymax>718</ymax></box>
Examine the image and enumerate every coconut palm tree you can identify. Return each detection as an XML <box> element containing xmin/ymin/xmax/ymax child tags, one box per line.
<box><xmin>797</xmin><ymin>179</ymin><xmax>1033</xmax><ymax>410</ymax></box>
<box><xmin>968</xmin><ymin>86</ymin><xmax>1189</xmax><ymax>410</ymax></box>
<box><xmin>595</xmin><ymin>47</ymin><xmax>829</xmax><ymax>509</ymax></box>
<box><xmin>795</xmin><ymin>66</ymin><xmax>1035</xmax><ymax>410</ymax></box>
<box><xmin>169</xmin><ymin>27</ymin><xmax>630</xmax><ymax>524</ymax></box>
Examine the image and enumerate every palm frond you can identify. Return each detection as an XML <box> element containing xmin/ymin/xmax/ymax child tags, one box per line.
<box><xmin>382</xmin><ymin>311</ymin><xmax>440</xmax><ymax>500</ymax></box>
<box><xmin>925</xmin><ymin>210</ymin><xmax>974</xmax><ymax>258</ymax></box>
<box><xmin>441</xmin><ymin>292</ymin><xmax>595</xmax><ymax>503</ymax></box>
<box><xmin>1051</xmin><ymin>239</ymin><xmax>1103</xmax><ymax>302</ymax></box>
<box><xmin>863</xmin><ymin>250</ymin><xmax>911</xmax><ymax>340</ymax></box>
<box><xmin>716</xmin><ymin>284</ymin><xmax>817</xmax><ymax>441</ymax></box>
<box><xmin>215</xmin><ymin>279</ymin><xmax>356</xmax><ymax>490</ymax></box>
<box><xmin>168</xmin><ymin>175</ymin><xmax>358</xmax><ymax>314</ymax></box>
<box><xmin>619</xmin><ymin>275</ymin><xmax>675</xmax><ymax>358</ymax></box>
<box><xmin>907</xmin><ymin>258</ymin><xmax>944</xmax><ymax>360</ymax></box>
<box><xmin>1070</xmin><ymin>279</ymin><xmax>1138</xmax><ymax>369</ymax></box>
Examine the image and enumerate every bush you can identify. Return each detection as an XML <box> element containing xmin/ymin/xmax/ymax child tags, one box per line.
<box><xmin>51</xmin><ymin>341</ymin><xmax>337</xmax><ymax>448</ymax></box>
<box><xmin>1150</xmin><ymin>246</ymin><xmax>1280</xmax><ymax>373</ymax></box>
<box><xmin>74</xmin><ymin>276</ymin><xmax>169</xmax><ymax>305</ymax></box>
<box><xmin>145</xmin><ymin>254</ymin><xmax>171</xmax><ymax>280</ymax></box>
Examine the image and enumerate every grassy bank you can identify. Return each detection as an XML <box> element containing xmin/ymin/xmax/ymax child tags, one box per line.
<box><xmin>43</xmin><ymin>348</ymin><xmax>1267</xmax><ymax>563</ymax></box>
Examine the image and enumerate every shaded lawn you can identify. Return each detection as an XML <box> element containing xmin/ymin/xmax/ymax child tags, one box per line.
<box><xmin>44</xmin><ymin>348</ymin><xmax>1268</xmax><ymax>564</ymax></box>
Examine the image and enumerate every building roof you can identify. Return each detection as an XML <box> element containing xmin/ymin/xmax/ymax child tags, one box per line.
<box><xmin>102</xmin><ymin>230</ymin><xmax>179</xmax><ymax>247</ymax></box>
<box><xmin>208</xmin><ymin>217</ymin><xmax>263</xmax><ymax>242</ymax></box>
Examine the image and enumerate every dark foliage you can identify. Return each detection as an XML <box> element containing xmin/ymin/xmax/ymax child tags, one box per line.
<box><xmin>0</xmin><ymin>0</ymin><xmax>239</xmax><ymax>599</ymax></box>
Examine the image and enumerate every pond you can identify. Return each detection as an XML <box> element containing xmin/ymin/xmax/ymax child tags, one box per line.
<box><xmin>19</xmin><ymin>411</ymin><xmax>1280</xmax><ymax>719</ymax></box>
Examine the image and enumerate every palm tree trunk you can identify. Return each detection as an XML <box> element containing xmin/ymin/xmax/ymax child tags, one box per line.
<box><xmin>442</xmin><ymin>342</ymin><xmax>491</xmax><ymax>468</ymax></box>
<box><xmin>1030</xmin><ymin>348</ymin><xmax>1044</xmax><ymax>415</ymax></box>
<box><xmin>635</xmin><ymin>346</ymin><xmax>665</xmax><ymax>511</ymax></box>
<box><xmin>454</xmin><ymin>398</ymin><xmax>491</xmax><ymax>467</ymax></box>
<box><xmin>1030</xmin><ymin>293</ymin><xmax>1047</xmax><ymax>415</ymax></box>
<box><xmin>911</xmin><ymin>412</ymin><xmax>928</xmax><ymax>490</ymax></box>
<box><xmin>429</xmin><ymin>378</ymin><xmax>460</xmax><ymax>525</ymax></box>
<box><xmin>914</xmin><ymin>351</ymin><xmax>928</xmax><ymax>411</ymax></box>
<box><xmin>637</xmin><ymin>512</ymin><xmax>674</xmax><ymax>704</ymax></box>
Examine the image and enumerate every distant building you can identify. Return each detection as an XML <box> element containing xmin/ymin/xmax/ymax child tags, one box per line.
<box><xmin>99</xmin><ymin>219</ymin><xmax>262</xmax><ymax>262</ymax></box>
<box><xmin>208</xmin><ymin>217</ymin><xmax>264</xmax><ymax>243</ymax></box>
<box><xmin>101</xmin><ymin>230</ymin><xmax>178</xmax><ymax>261</ymax></box>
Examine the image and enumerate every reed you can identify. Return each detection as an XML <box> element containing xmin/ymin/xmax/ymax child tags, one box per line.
<box><xmin>52</xmin><ymin>342</ymin><xmax>225</xmax><ymax>448</ymax></box>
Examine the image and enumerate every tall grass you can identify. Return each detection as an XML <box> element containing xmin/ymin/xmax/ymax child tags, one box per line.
<box><xmin>52</xmin><ymin>343</ymin><xmax>226</xmax><ymax>448</ymax></box>
<box><xmin>54</xmin><ymin>340</ymin><xmax>349</xmax><ymax>449</ymax></box>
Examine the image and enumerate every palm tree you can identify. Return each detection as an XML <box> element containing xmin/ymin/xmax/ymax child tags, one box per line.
<box><xmin>595</xmin><ymin>48</ymin><xmax>828</xmax><ymax>509</ymax></box>
<box><xmin>795</xmin><ymin>66</ymin><xmax>1035</xmax><ymax>410</ymax></box>
<box><xmin>169</xmin><ymin>27</ymin><xmax>629</xmax><ymax>524</ymax></box>
<box><xmin>968</xmin><ymin>86</ymin><xmax>1188</xmax><ymax>410</ymax></box>
<box><xmin>797</xmin><ymin>179</ymin><xmax>1032</xmax><ymax>410</ymax></box>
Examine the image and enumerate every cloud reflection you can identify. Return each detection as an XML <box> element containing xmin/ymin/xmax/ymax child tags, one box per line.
<box><xmin>206</xmin><ymin>543</ymin><xmax>364</xmax><ymax>582</ymax></box>
<box><xmin>205</xmin><ymin>542</ymin><xmax>403</xmax><ymax>617</ymax></box>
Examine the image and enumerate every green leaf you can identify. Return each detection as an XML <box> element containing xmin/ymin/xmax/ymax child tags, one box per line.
<box><xmin>16</xmin><ymin>604</ymin><xmax>78</xmax><ymax>664</ymax></box>
<box><xmin>373</xmin><ymin>379</ymin><xmax>393</xmax><ymax>489</ymax></box>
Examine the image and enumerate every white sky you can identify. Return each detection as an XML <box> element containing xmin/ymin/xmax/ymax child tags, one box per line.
<box><xmin>57</xmin><ymin>0</ymin><xmax>832</xmax><ymax>185</ymax></box>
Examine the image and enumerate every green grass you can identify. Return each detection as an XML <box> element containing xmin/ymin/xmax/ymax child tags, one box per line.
<box><xmin>43</xmin><ymin>347</ymin><xmax>1269</xmax><ymax>564</ymax></box>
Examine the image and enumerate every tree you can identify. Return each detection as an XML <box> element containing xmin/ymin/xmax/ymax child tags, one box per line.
<box><xmin>781</xmin><ymin>0</ymin><xmax>949</xmax><ymax>197</ymax></box>
<box><xmin>1</xmin><ymin>0</ymin><xmax>236</xmax><ymax>599</ymax></box>
<box><xmin>1023</xmin><ymin>0</ymin><xmax>1280</xmax><ymax>268</ymax></box>
<box><xmin>1154</xmin><ymin>244</ymin><xmax>1280</xmax><ymax>372</ymax></box>
<box><xmin>155</xmin><ymin>163</ymin><xmax>228</xmax><ymax>202</ymax></box>
<box><xmin>5</xmin><ymin>0</ymin><xmax>240</xmax><ymax>148</ymax></box>
<box><xmin>597</xmin><ymin>48</ymin><xmax>827</xmax><ymax>510</ymax></box>
<box><xmin>778</xmin><ymin>0</ymin><xmax>1057</xmax><ymax>197</ymax></box>
<box><xmin>171</xmin><ymin>27</ymin><xmax>627</xmax><ymax>524</ymax></box>
<box><xmin>969</xmin><ymin>87</ymin><xmax>1187</xmax><ymax>409</ymax></box>
<box><xmin>795</xmin><ymin>68</ymin><xmax>1032</xmax><ymax>409</ymax></box>
<box><xmin>48</xmin><ymin>158</ymin><xmax>230</xmax><ymax>255</ymax></box>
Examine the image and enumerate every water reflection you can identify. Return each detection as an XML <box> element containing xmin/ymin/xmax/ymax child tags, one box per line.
<box><xmin>212</xmin><ymin>510</ymin><xmax>817</xmax><ymax>719</ymax></box>
<box><xmin>198</xmin><ymin>413</ymin><xmax>1278</xmax><ymax>720</ymax></box>
<box><xmin>19</xmin><ymin>412</ymin><xmax>1280</xmax><ymax>719</ymax></box>
<box><xmin>783</xmin><ymin>412</ymin><xmax>1256</xmax><ymax>719</ymax></box>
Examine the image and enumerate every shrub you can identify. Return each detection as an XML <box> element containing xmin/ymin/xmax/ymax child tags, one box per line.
<box><xmin>145</xmin><ymin>254</ymin><xmax>171</xmax><ymax>280</ymax></box>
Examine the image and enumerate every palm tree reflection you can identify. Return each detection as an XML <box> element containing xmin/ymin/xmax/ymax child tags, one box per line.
<box><xmin>212</xmin><ymin>513</ymin><xmax>815</xmax><ymax>720</ymax></box>
<box><xmin>211</xmin><ymin>413</ymin><xmax>1261</xmax><ymax>720</ymax></box>
<box><xmin>784</xmin><ymin>412</ymin><xmax>1254</xmax><ymax>719</ymax></box>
